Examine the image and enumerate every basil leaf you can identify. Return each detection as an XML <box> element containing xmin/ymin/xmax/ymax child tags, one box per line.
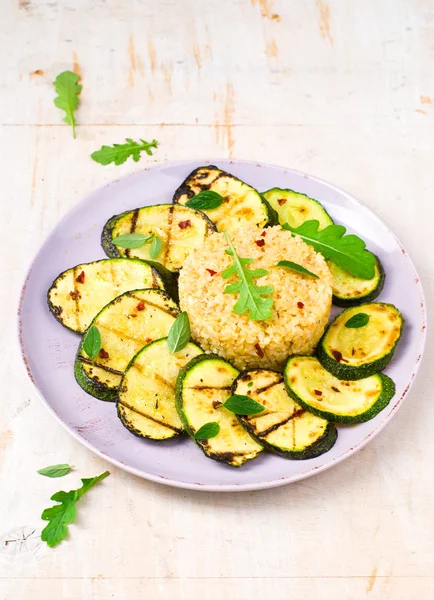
<box><xmin>194</xmin><ymin>422</ymin><xmax>220</xmax><ymax>440</ymax></box>
<box><xmin>37</xmin><ymin>464</ymin><xmax>72</xmax><ymax>478</ymax></box>
<box><xmin>112</xmin><ymin>233</ymin><xmax>153</xmax><ymax>249</ymax></box>
<box><xmin>150</xmin><ymin>235</ymin><xmax>162</xmax><ymax>259</ymax></box>
<box><xmin>83</xmin><ymin>326</ymin><xmax>101</xmax><ymax>360</ymax></box>
<box><xmin>185</xmin><ymin>190</ymin><xmax>224</xmax><ymax>210</ymax></box>
<box><xmin>276</xmin><ymin>260</ymin><xmax>319</xmax><ymax>278</ymax></box>
<box><xmin>223</xmin><ymin>395</ymin><xmax>264</xmax><ymax>415</ymax></box>
<box><xmin>345</xmin><ymin>313</ymin><xmax>370</xmax><ymax>328</ymax></box>
<box><xmin>167</xmin><ymin>312</ymin><xmax>190</xmax><ymax>353</ymax></box>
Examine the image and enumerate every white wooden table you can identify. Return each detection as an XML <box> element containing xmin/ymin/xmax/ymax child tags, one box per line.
<box><xmin>1</xmin><ymin>1</ymin><xmax>433</xmax><ymax>598</ymax></box>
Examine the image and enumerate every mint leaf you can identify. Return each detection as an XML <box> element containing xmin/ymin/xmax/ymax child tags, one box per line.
<box><xmin>345</xmin><ymin>313</ymin><xmax>370</xmax><ymax>328</ymax></box>
<box><xmin>194</xmin><ymin>422</ymin><xmax>220</xmax><ymax>440</ymax></box>
<box><xmin>53</xmin><ymin>71</ymin><xmax>82</xmax><ymax>139</ymax></box>
<box><xmin>283</xmin><ymin>220</ymin><xmax>376</xmax><ymax>279</ymax></box>
<box><xmin>167</xmin><ymin>312</ymin><xmax>190</xmax><ymax>354</ymax></box>
<box><xmin>222</xmin><ymin>232</ymin><xmax>274</xmax><ymax>321</ymax></box>
<box><xmin>150</xmin><ymin>235</ymin><xmax>162</xmax><ymax>259</ymax></box>
<box><xmin>91</xmin><ymin>138</ymin><xmax>158</xmax><ymax>166</ymax></box>
<box><xmin>112</xmin><ymin>233</ymin><xmax>153</xmax><ymax>249</ymax></box>
<box><xmin>223</xmin><ymin>395</ymin><xmax>264</xmax><ymax>415</ymax></box>
<box><xmin>37</xmin><ymin>464</ymin><xmax>72</xmax><ymax>478</ymax></box>
<box><xmin>276</xmin><ymin>260</ymin><xmax>319</xmax><ymax>278</ymax></box>
<box><xmin>83</xmin><ymin>326</ymin><xmax>101</xmax><ymax>360</ymax></box>
<box><xmin>185</xmin><ymin>191</ymin><xmax>224</xmax><ymax>210</ymax></box>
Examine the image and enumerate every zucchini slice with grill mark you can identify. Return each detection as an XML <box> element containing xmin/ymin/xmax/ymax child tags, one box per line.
<box><xmin>328</xmin><ymin>256</ymin><xmax>385</xmax><ymax>307</ymax></box>
<box><xmin>173</xmin><ymin>165</ymin><xmax>278</xmax><ymax>232</ymax></box>
<box><xmin>175</xmin><ymin>354</ymin><xmax>263</xmax><ymax>467</ymax></box>
<box><xmin>284</xmin><ymin>356</ymin><xmax>395</xmax><ymax>424</ymax></box>
<box><xmin>317</xmin><ymin>303</ymin><xmax>404</xmax><ymax>380</ymax></box>
<box><xmin>262</xmin><ymin>188</ymin><xmax>334</xmax><ymax>230</ymax></box>
<box><xmin>232</xmin><ymin>369</ymin><xmax>337</xmax><ymax>459</ymax></box>
<box><xmin>101</xmin><ymin>204</ymin><xmax>216</xmax><ymax>273</ymax></box>
<box><xmin>74</xmin><ymin>289</ymin><xmax>179</xmax><ymax>401</ymax></box>
<box><xmin>118</xmin><ymin>338</ymin><xmax>203</xmax><ymax>440</ymax></box>
<box><xmin>47</xmin><ymin>258</ymin><xmax>167</xmax><ymax>334</ymax></box>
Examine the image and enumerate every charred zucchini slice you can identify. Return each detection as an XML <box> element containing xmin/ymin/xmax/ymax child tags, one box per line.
<box><xmin>284</xmin><ymin>356</ymin><xmax>395</xmax><ymax>424</ymax></box>
<box><xmin>102</xmin><ymin>204</ymin><xmax>216</xmax><ymax>272</ymax></box>
<box><xmin>118</xmin><ymin>338</ymin><xmax>203</xmax><ymax>440</ymax></box>
<box><xmin>317</xmin><ymin>303</ymin><xmax>404</xmax><ymax>380</ymax></box>
<box><xmin>175</xmin><ymin>354</ymin><xmax>263</xmax><ymax>467</ymax></box>
<box><xmin>173</xmin><ymin>165</ymin><xmax>278</xmax><ymax>232</ymax></box>
<box><xmin>328</xmin><ymin>256</ymin><xmax>385</xmax><ymax>307</ymax></box>
<box><xmin>74</xmin><ymin>289</ymin><xmax>179</xmax><ymax>401</ymax></box>
<box><xmin>47</xmin><ymin>258</ymin><xmax>167</xmax><ymax>334</ymax></box>
<box><xmin>262</xmin><ymin>188</ymin><xmax>334</xmax><ymax>230</ymax></box>
<box><xmin>232</xmin><ymin>369</ymin><xmax>337</xmax><ymax>459</ymax></box>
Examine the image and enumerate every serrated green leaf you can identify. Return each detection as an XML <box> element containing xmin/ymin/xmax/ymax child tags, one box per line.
<box><xmin>185</xmin><ymin>190</ymin><xmax>224</xmax><ymax>210</ymax></box>
<box><xmin>167</xmin><ymin>312</ymin><xmax>190</xmax><ymax>354</ymax></box>
<box><xmin>37</xmin><ymin>464</ymin><xmax>72</xmax><ymax>478</ymax></box>
<box><xmin>194</xmin><ymin>422</ymin><xmax>220</xmax><ymax>440</ymax></box>
<box><xmin>345</xmin><ymin>313</ymin><xmax>370</xmax><ymax>328</ymax></box>
<box><xmin>53</xmin><ymin>71</ymin><xmax>82</xmax><ymax>139</ymax></box>
<box><xmin>150</xmin><ymin>235</ymin><xmax>162</xmax><ymax>259</ymax></box>
<box><xmin>83</xmin><ymin>326</ymin><xmax>101</xmax><ymax>360</ymax></box>
<box><xmin>112</xmin><ymin>233</ymin><xmax>153</xmax><ymax>249</ymax></box>
<box><xmin>91</xmin><ymin>138</ymin><xmax>158</xmax><ymax>166</ymax></box>
<box><xmin>283</xmin><ymin>220</ymin><xmax>376</xmax><ymax>279</ymax></box>
<box><xmin>276</xmin><ymin>260</ymin><xmax>319</xmax><ymax>278</ymax></box>
<box><xmin>223</xmin><ymin>395</ymin><xmax>264</xmax><ymax>415</ymax></box>
<box><xmin>222</xmin><ymin>233</ymin><xmax>274</xmax><ymax>321</ymax></box>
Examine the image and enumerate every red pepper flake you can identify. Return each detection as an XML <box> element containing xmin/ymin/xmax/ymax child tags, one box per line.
<box><xmin>212</xmin><ymin>401</ymin><xmax>223</xmax><ymax>409</ymax></box>
<box><xmin>331</xmin><ymin>386</ymin><xmax>340</xmax><ymax>393</ymax></box>
<box><xmin>76</xmin><ymin>271</ymin><xmax>85</xmax><ymax>284</ymax></box>
<box><xmin>332</xmin><ymin>350</ymin><xmax>343</xmax><ymax>362</ymax></box>
<box><xmin>178</xmin><ymin>220</ymin><xmax>191</xmax><ymax>229</ymax></box>
<box><xmin>99</xmin><ymin>348</ymin><xmax>109</xmax><ymax>359</ymax></box>
<box><xmin>261</xmin><ymin>231</ymin><xmax>267</xmax><ymax>237</ymax></box>
<box><xmin>277</xmin><ymin>198</ymin><xmax>287</xmax><ymax>206</ymax></box>
<box><xmin>255</xmin><ymin>239</ymin><xmax>265</xmax><ymax>247</ymax></box>
<box><xmin>297</xmin><ymin>302</ymin><xmax>304</xmax><ymax>309</ymax></box>
<box><xmin>351</xmin><ymin>347</ymin><xmax>356</xmax><ymax>356</ymax></box>
<box><xmin>206</xmin><ymin>269</ymin><xmax>217</xmax><ymax>276</ymax></box>
<box><xmin>255</xmin><ymin>343</ymin><xmax>264</xmax><ymax>358</ymax></box>
<box><xmin>69</xmin><ymin>290</ymin><xmax>80</xmax><ymax>300</ymax></box>
<box><xmin>136</xmin><ymin>301</ymin><xmax>145</xmax><ymax>311</ymax></box>
<box><xmin>314</xmin><ymin>389</ymin><xmax>322</xmax><ymax>396</ymax></box>
<box><xmin>145</xmin><ymin>338</ymin><xmax>153</xmax><ymax>344</ymax></box>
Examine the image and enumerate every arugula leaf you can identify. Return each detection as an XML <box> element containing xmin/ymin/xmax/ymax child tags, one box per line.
<box><xmin>41</xmin><ymin>471</ymin><xmax>109</xmax><ymax>548</ymax></box>
<box><xmin>222</xmin><ymin>395</ymin><xmax>264</xmax><ymax>415</ymax></box>
<box><xmin>38</xmin><ymin>464</ymin><xmax>72</xmax><ymax>478</ymax></box>
<box><xmin>283</xmin><ymin>220</ymin><xmax>376</xmax><ymax>279</ymax></box>
<box><xmin>112</xmin><ymin>233</ymin><xmax>153</xmax><ymax>249</ymax></box>
<box><xmin>167</xmin><ymin>312</ymin><xmax>190</xmax><ymax>354</ymax></box>
<box><xmin>276</xmin><ymin>260</ymin><xmax>319</xmax><ymax>278</ymax></box>
<box><xmin>91</xmin><ymin>138</ymin><xmax>158</xmax><ymax>166</ymax></box>
<box><xmin>53</xmin><ymin>71</ymin><xmax>82</xmax><ymax>139</ymax></box>
<box><xmin>222</xmin><ymin>233</ymin><xmax>274</xmax><ymax>321</ymax></box>
<box><xmin>345</xmin><ymin>313</ymin><xmax>370</xmax><ymax>328</ymax></box>
<box><xmin>150</xmin><ymin>235</ymin><xmax>162</xmax><ymax>259</ymax></box>
<box><xmin>83</xmin><ymin>326</ymin><xmax>101</xmax><ymax>360</ymax></box>
<box><xmin>194</xmin><ymin>422</ymin><xmax>220</xmax><ymax>440</ymax></box>
<box><xmin>185</xmin><ymin>191</ymin><xmax>224</xmax><ymax>210</ymax></box>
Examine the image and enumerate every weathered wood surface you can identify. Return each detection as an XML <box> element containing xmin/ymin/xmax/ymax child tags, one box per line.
<box><xmin>1</xmin><ymin>1</ymin><xmax>433</xmax><ymax>598</ymax></box>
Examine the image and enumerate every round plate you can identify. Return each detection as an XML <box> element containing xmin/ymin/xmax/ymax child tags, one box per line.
<box><xmin>18</xmin><ymin>159</ymin><xmax>427</xmax><ymax>492</ymax></box>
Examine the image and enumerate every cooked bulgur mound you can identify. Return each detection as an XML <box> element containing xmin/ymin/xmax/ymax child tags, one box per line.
<box><xmin>179</xmin><ymin>226</ymin><xmax>333</xmax><ymax>370</ymax></box>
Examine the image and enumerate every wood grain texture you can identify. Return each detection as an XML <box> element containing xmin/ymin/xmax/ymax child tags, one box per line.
<box><xmin>1</xmin><ymin>1</ymin><xmax>433</xmax><ymax>599</ymax></box>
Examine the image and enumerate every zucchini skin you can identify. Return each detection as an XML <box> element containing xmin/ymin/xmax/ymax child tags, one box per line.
<box><xmin>284</xmin><ymin>366</ymin><xmax>396</xmax><ymax>424</ymax></box>
<box><xmin>317</xmin><ymin>303</ymin><xmax>404</xmax><ymax>380</ymax></box>
<box><xmin>101</xmin><ymin>212</ymin><xmax>124</xmax><ymax>258</ymax></box>
<box><xmin>332</xmin><ymin>256</ymin><xmax>386</xmax><ymax>308</ymax></box>
<box><xmin>262</xmin><ymin>187</ymin><xmax>334</xmax><ymax>229</ymax></box>
<box><xmin>74</xmin><ymin>353</ymin><xmax>118</xmax><ymax>402</ymax></box>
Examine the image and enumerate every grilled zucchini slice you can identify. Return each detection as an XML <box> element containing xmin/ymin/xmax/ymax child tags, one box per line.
<box><xmin>262</xmin><ymin>188</ymin><xmax>333</xmax><ymax>230</ymax></box>
<box><xmin>317</xmin><ymin>303</ymin><xmax>404</xmax><ymax>380</ymax></box>
<box><xmin>284</xmin><ymin>356</ymin><xmax>395</xmax><ymax>424</ymax></box>
<box><xmin>232</xmin><ymin>369</ymin><xmax>337</xmax><ymax>459</ymax></box>
<box><xmin>102</xmin><ymin>204</ymin><xmax>216</xmax><ymax>272</ymax></box>
<box><xmin>328</xmin><ymin>256</ymin><xmax>385</xmax><ymax>307</ymax></box>
<box><xmin>74</xmin><ymin>289</ymin><xmax>179</xmax><ymax>401</ymax></box>
<box><xmin>176</xmin><ymin>354</ymin><xmax>263</xmax><ymax>467</ymax></box>
<box><xmin>47</xmin><ymin>258</ymin><xmax>167</xmax><ymax>334</ymax></box>
<box><xmin>118</xmin><ymin>338</ymin><xmax>203</xmax><ymax>440</ymax></box>
<box><xmin>173</xmin><ymin>165</ymin><xmax>278</xmax><ymax>232</ymax></box>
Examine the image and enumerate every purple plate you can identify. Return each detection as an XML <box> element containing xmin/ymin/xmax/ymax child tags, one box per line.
<box><xmin>18</xmin><ymin>159</ymin><xmax>427</xmax><ymax>491</ymax></box>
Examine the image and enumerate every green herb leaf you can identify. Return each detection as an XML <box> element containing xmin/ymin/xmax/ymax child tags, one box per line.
<box><xmin>276</xmin><ymin>260</ymin><xmax>319</xmax><ymax>278</ymax></box>
<box><xmin>185</xmin><ymin>190</ymin><xmax>224</xmax><ymax>211</ymax></box>
<box><xmin>247</xmin><ymin>382</ymin><xmax>253</xmax><ymax>388</ymax></box>
<box><xmin>83</xmin><ymin>326</ymin><xmax>101</xmax><ymax>360</ymax></box>
<box><xmin>150</xmin><ymin>235</ymin><xmax>162</xmax><ymax>259</ymax></box>
<box><xmin>37</xmin><ymin>464</ymin><xmax>72</xmax><ymax>478</ymax></box>
<box><xmin>345</xmin><ymin>313</ymin><xmax>370</xmax><ymax>328</ymax></box>
<box><xmin>167</xmin><ymin>312</ymin><xmax>190</xmax><ymax>353</ymax></box>
<box><xmin>283</xmin><ymin>220</ymin><xmax>376</xmax><ymax>279</ymax></box>
<box><xmin>222</xmin><ymin>232</ymin><xmax>274</xmax><ymax>321</ymax></box>
<box><xmin>223</xmin><ymin>395</ymin><xmax>264</xmax><ymax>415</ymax></box>
<box><xmin>194</xmin><ymin>422</ymin><xmax>220</xmax><ymax>440</ymax></box>
<box><xmin>41</xmin><ymin>471</ymin><xmax>109</xmax><ymax>548</ymax></box>
<box><xmin>91</xmin><ymin>138</ymin><xmax>158</xmax><ymax>166</ymax></box>
<box><xmin>112</xmin><ymin>233</ymin><xmax>153</xmax><ymax>249</ymax></box>
<box><xmin>53</xmin><ymin>71</ymin><xmax>82</xmax><ymax>139</ymax></box>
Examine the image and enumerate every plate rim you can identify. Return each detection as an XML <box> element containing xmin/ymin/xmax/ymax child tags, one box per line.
<box><xmin>17</xmin><ymin>158</ymin><xmax>428</xmax><ymax>492</ymax></box>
